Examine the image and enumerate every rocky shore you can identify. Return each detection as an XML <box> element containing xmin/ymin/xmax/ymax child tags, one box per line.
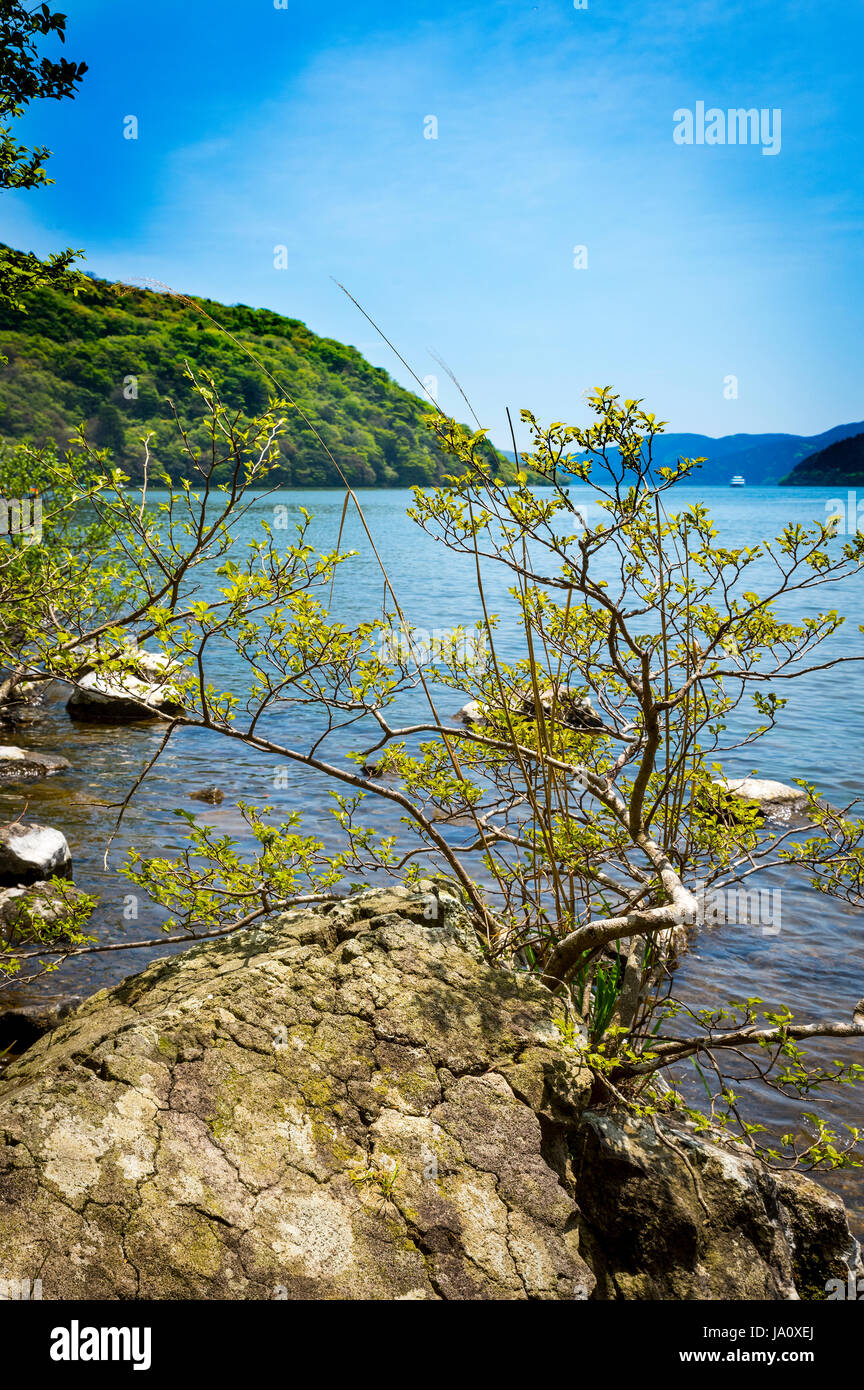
<box><xmin>0</xmin><ymin>649</ymin><xmax>184</xmax><ymax>975</ymax></box>
<box><xmin>0</xmin><ymin>884</ymin><xmax>858</xmax><ymax>1300</ymax></box>
<box><xmin>0</xmin><ymin>662</ymin><xmax>857</xmax><ymax>1300</ymax></box>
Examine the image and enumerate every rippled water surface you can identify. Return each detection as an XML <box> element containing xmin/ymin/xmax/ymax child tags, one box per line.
<box><xmin>2</xmin><ymin>484</ymin><xmax>862</xmax><ymax>1230</ymax></box>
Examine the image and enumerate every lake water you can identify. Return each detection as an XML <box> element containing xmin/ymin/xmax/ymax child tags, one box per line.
<box><xmin>2</xmin><ymin>483</ymin><xmax>863</xmax><ymax>1231</ymax></box>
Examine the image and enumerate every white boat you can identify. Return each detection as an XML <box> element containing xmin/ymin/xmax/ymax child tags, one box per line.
<box><xmin>730</xmin><ymin>475</ymin><xmax>746</xmax><ymax>487</ymax></box>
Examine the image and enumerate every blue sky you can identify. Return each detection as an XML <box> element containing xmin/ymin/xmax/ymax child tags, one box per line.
<box><xmin>3</xmin><ymin>0</ymin><xmax>862</xmax><ymax>447</ymax></box>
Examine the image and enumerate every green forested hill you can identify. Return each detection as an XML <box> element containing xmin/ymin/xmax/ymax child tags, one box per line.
<box><xmin>0</xmin><ymin>251</ymin><xmax>509</xmax><ymax>487</ymax></box>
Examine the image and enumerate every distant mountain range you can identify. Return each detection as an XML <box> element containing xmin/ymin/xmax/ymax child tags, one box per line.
<box><xmin>780</xmin><ymin>432</ymin><xmax>864</xmax><ymax>486</ymax></box>
<box><xmin>505</xmin><ymin>422</ymin><xmax>864</xmax><ymax>486</ymax></box>
<box><xmin>656</xmin><ymin>424</ymin><xmax>864</xmax><ymax>486</ymax></box>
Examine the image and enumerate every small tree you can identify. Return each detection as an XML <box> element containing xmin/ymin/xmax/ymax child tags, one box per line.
<box><xmin>4</xmin><ymin>377</ymin><xmax>863</xmax><ymax>1170</ymax></box>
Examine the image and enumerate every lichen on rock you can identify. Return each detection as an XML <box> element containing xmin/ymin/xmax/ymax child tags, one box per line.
<box><xmin>0</xmin><ymin>885</ymin><xmax>594</xmax><ymax>1299</ymax></box>
<box><xmin>0</xmin><ymin>884</ymin><xmax>858</xmax><ymax>1301</ymax></box>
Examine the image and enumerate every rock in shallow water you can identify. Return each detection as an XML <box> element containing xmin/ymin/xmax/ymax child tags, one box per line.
<box><xmin>0</xmin><ymin>745</ymin><xmax>70</xmax><ymax>781</ymax></box>
<box><xmin>457</xmin><ymin>685</ymin><xmax>603</xmax><ymax>732</ymax></box>
<box><xmin>0</xmin><ymin>886</ymin><xmax>857</xmax><ymax>1300</ymax></box>
<box><xmin>65</xmin><ymin>643</ymin><xmax>183</xmax><ymax>723</ymax></box>
<box><xmin>66</xmin><ymin>669</ymin><xmax>182</xmax><ymax>723</ymax></box>
<box><xmin>456</xmin><ymin>698</ymin><xmax>485</xmax><ymax>726</ymax></box>
<box><xmin>0</xmin><ymin>879</ymin><xmax>91</xmax><ymax>941</ymax></box>
<box><xmin>0</xmin><ymin>822</ymin><xmax>72</xmax><ymax>885</ymax></box>
<box><xmin>715</xmin><ymin>776</ymin><xmax>807</xmax><ymax>807</ymax></box>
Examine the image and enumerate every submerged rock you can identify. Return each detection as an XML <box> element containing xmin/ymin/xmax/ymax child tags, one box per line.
<box><xmin>189</xmin><ymin>785</ymin><xmax>224</xmax><ymax>805</ymax></box>
<box><xmin>0</xmin><ymin>821</ymin><xmax>72</xmax><ymax>885</ymax></box>
<box><xmin>0</xmin><ymin>745</ymin><xmax>70</xmax><ymax>781</ymax></box>
<box><xmin>0</xmin><ymin>886</ymin><xmax>856</xmax><ymax>1300</ymax></box>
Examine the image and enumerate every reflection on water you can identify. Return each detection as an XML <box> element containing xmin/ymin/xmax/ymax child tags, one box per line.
<box><xmin>1</xmin><ymin>485</ymin><xmax>862</xmax><ymax>1232</ymax></box>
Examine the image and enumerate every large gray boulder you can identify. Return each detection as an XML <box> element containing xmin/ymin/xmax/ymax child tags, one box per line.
<box><xmin>0</xmin><ymin>886</ymin><xmax>595</xmax><ymax>1300</ymax></box>
<box><xmin>0</xmin><ymin>885</ymin><xmax>857</xmax><ymax>1300</ymax></box>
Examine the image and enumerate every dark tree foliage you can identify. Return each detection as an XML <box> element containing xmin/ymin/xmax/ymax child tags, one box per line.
<box><xmin>0</xmin><ymin>2</ymin><xmax>87</xmax><ymax>309</ymax></box>
<box><xmin>0</xmin><ymin>0</ymin><xmax>87</xmax><ymax>188</ymax></box>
